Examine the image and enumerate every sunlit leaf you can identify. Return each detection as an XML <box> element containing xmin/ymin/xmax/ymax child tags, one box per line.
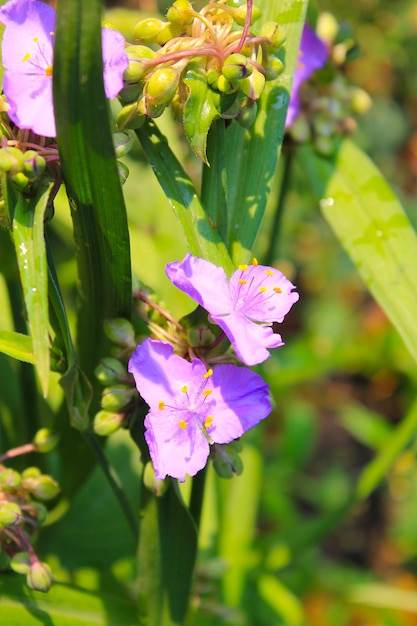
<box><xmin>0</xmin><ymin>330</ymin><xmax>34</xmax><ymax>364</ymax></box>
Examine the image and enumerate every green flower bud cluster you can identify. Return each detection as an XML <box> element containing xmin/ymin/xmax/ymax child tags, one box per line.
<box><xmin>0</xmin><ymin>442</ymin><xmax>59</xmax><ymax>590</ymax></box>
<box><xmin>94</xmin><ymin>318</ymin><xmax>139</xmax><ymax>437</ymax></box>
<box><xmin>0</xmin><ymin>146</ymin><xmax>46</xmax><ymax>192</ymax></box>
<box><xmin>211</xmin><ymin>440</ymin><xmax>243</xmax><ymax>479</ymax></box>
<box><xmin>287</xmin><ymin>13</ymin><xmax>372</xmax><ymax>156</ymax></box>
<box><xmin>117</xmin><ymin>0</ymin><xmax>286</xmax><ymax>136</ymax></box>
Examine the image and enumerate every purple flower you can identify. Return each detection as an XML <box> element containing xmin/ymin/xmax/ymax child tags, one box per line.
<box><xmin>166</xmin><ymin>254</ymin><xmax>299</xmax><ymax>366</ymax></box>
<box><xmin>128</xmin><ymin>339</ymin><xmax>271</xmax><ymax>481</ymax></box>
<box><xmin>286</xmin><ymin>23</ymin><xmax>328</xmax><ymax>127</ymax></box>
<box><xmin>0</xmin><ymin>0</ymin><xmax>128</xmax><ymax>137</ymax></box>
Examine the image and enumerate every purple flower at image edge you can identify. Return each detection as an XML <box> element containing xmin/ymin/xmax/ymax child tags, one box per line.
<box><xmin>285</xmin><ymin>23</ymin><xmax>328</xmax><ymax>127</ymax></box>
<box><xmin>128</xmin><ymin>339</ymin><xmax>272</xmax><ymax>481</ymax></box>
<box><xmin>0</xmin><ymin>0</ymin><xmax>128</xmax><ymax>137</ymax></box>
<box><xmin>166</xmin><ymin>254</ymin><xmax>299</xmax><ymax>366</ymax></box>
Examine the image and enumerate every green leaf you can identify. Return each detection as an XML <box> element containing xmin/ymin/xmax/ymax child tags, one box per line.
<box><xmin>53</xmin><ymin>0</ymin><xmax>132</xmax><ymax>380</ymax></box>
<box><xmin>0</xmin><ymin>330</ymin><xmax>34</xmax><ymax>364</ymax></box>
<box><xmin>183</xmin><ymin>65</ymin><xmax>220</xmax><ymax>164</ymax></box>
<box><xmin>136</xmin><ymin>121</ymin><xmax>234</xmax><ymax>274</ymax></box>
<box><xmin>225</xmin><ymin>0</ymin><xmax>307</xmax><ymax>264</ymax></box>
<box><xmin>297</xmin><ymin>138</ymin><xmax>417</xmax><ymax>365</ymax></box>
<box><xmin>12</xmin><ymin>181</ymin><xmax>53</xmax><ymax>396</ymax></box>
<box><xmin>138</xmin><ymin>482</ymin><xmax>198</xmax><ymax>625</ymax></box>
<box><xmin>0</xmin><ymin>575</ymin><xmax>137</xmax><ymax>625</ymax></box>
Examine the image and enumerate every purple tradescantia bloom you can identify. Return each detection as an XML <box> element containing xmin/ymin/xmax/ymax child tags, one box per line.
<box><xmin>128</xmin><ymin>339</ymin><xmax>271</xmax><ymax>481</ymax></box>
<box><xmin>166</xmin><ymin>254</ymin><xmax>299</xmax><ymax>366</ymax></box>
<box><xmin>0</xmin><ymin>0</ymin><xmax>128</xmax><ymax>137</ymax></box>
<box><xmin>286</xmin><ymin>23</ymin><xmax>328</xmax><ymax>127</ymax></box>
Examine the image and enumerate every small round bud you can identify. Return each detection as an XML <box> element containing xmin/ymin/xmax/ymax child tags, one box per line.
<box><xmin>118</xmin><ymin>82</ymin><xmax>143</xmax><ymax>103</ymax></box>
<box><xmin>93</xmin><ymin>410</ymin><xmax>125</xmax><ymax>436</ymax></box>
<box><xmin>237</xmin><ymin>99</ymin><xmax>257</xmax><ymax>127</ymax></box>
<box><xmin>265</xmin><ymin>56</ymin><xmax>284</xmax><ymax>81</ymax></box>
<box><xmin>133</xmin><ymin>18</ymin><xmax>166</xmax><ymax>43</ymax></box>
<box><xmin>145</xmin><ymin>67</ymin><xmax>180</xmax><ymax>105</ymax></box>
<box><xmin>0</xmin><ymin>502</ymin><xmax>23</xmax><ymax>527</ymax></box>
<box><xmin>21</xmin><ymin>466</ymin><xmax>41</xmax><ymax>480</ymax></box>
<box><xmin>350</xmin><ymin>87</ymin><xmax>372</xmax><ymax>115</ymax></box>
<box><xmin>27</xmin><ymin>561</ymin><xmax>53</xmax><ymax>592</ymax></box>
<box><xmin>95</xmin><ymin>356</ymin><xmax>129</xmax><ymax>385</ymax></box>
<box><xmin>32</xmin><ymin>475</ymin><xmax>60</xmax><ymax>501</ymax></box>
<box><xmin>0</xmin><ymin>146</ymin><xmax>24</xmax><ymax>173</ymax></box>
<box><xmin>22</xmin><ymin>150</ymin><xmax>46</xmax><ymax>179</ymax></box>
<box><xmin>113</xmin><ymin>131</ymin><xmax>135</xmax><ymax>158</ymax></box>
<box><xmin>217</xmin><ymin>74</ymin><xmax>239</xmax><ymax>94</ymax></box>
<box><xmin>231</xmin><ymin>4</ymin><xmax>261</xmax><ymax>26</ymax></box>
<box><xmin>240</xmin><ymin>68</ymin><xmax>266</xmax><ymax>99</ymax></box>
<box><xmin>10</xmin><ymin>171</ymin><xmax>30</xmax><ymax>190</ymax></box>
<box><xmin>116</xmin><ymin>102</ymin><xmax>146</xmax><ymax>131</ymax></box>
<box><xmin>124</xmin><ymin>46</ymin><xmax>155</xmax><ymax>83</ymax></box>
<box><xmin>166</xmin><ymin>0</ymin><xmax>194</xmax><ymax>26</ymax></box>
<box><xmin>33</xmin><ymin>428</ymin><xmax>59</xmax><ymax>453</ymax></box>
<box><xmin>0</xmin><ymin>468</ymin><xmax>21</xmax><ymax>489</ymax></box>
<box><xmin>206</xmin><ymin>68</ymin><xmax>221</xmax><ymax>90</ymax></box>
<box><xmin>260</xmin><ymin>22</ymin><xmax>286</xmax><ymax>49</ymax></box>
<box><xmin>101</xmin><ymin>385</ymin><xmax>136</xmax><ymax>411</ymax></box>
<box><xmin>317</xmin><ymin>11</ymin><xmax>339</xmax><ymax>46</ymax></box>
<box><xmin>10</xmin><ymin>551</ymin><xmax>30</xmax><ymax>575</ymax></box>
<box><xmin>143</xmin><ymin>461</ymin><xmax>168</xmax><ymax>496</ymax></box>
<box><xmin>211</xmin><ymin>442</ymin><xmax>243</xmax><ymax>478</ymax></box>
<box><xmin>155</xmin><ymin>22</ymin><xmax>182</xmax><ymax>45</ymax></box>
<box><xmin>137</xmin><ymin>97</ymin><xmax>166</xmax><ymax>119</ymax></box>
<box><xmin>29</xmin><ymin>502</ymin><xmax>48</xmax><ymax>524</ymax></box>
<box><xmin>103</xmin><ymin>318</ymin><xmax>136</xmax><ymax>348</ymax></box>
<box><xmin>222</xmin><ymin>53</ymin><xmax>253</xmax><ymax>81</ymax></box>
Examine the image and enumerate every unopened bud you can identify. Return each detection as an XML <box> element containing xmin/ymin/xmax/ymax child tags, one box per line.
<box><xmin>240</xmin><ymin>67</ymin><xmax>266</xmax><ymax>99</ymax></box>
<box><xmin>116</xmin><ymin>101</ymin><xmax>146</xmax><ymax>130</ymax></box>
<box><xmin>155</xmin><ymin>22</ymin><xmax>182</xmax><ymax>45</ymax></box>
<box><xmin>0</xmin><ymin>468</ymin><xmax>21</xmax><ymax>489</ymax></box>
<box><xmin>206</xmin><ymin>68</ymin><xmax>221</xmax><ymax>90</ymax></box>
<box><xmin>22</xmin><ymin>150</ymin><xmax>46</xmax><ymax>179</ymax></box>
<box><xmin>265</xmin><ymin>56</ymin><xmax>284</xmax><ymax>80</ymax></box>
<box><xmin>113</xmin><ymin>132</ymin><xmax>135</xmax><ymax>158</ymax></box>
<box><xmin>117</xmin><ymin>160</ymin><xmax>129</xmax><ymax>186</ymax></box>
<box><xmin>133</xmin><ymin>18</ymin><xmax>166</xmax><ymax>43</ymax></box>
<box><xmin>260</xmin><ymin>22</ymin><xmax>286</xmax><ymax>49</ymax></box>
<box><xmin>211</xmin><ymin>442</ymin><xmax>243</xmax><ymax>478</ymax></box>
<box><xmin>166</xmin><ymin>0</ymin><xmax>194</xmax><ymax>26</ymax></box>
<box><xmin>0</xmin><ymin>502</ymin><xmax>23</xmax><ymax>527</ymax></box>
<box><xmin>237</xmin><ymin>99</ymin><xmax>257</xmax><ymax>127</ymax></box>
<box><xmin>101</xmin><ymin>384</ymin><xmax>136</xmax><ymax>411</ymax></box>
<box><xmin>0</xmin><ymin>146</ymin><xmax>24</xmax><ymax>173</ymax></box>
<box><xmin>95</xmin><ymin>357</ymin><xmax>128</xmax><ymax>385</ymax></box>
<box><xmin>124</xmin><ymin>45</ymin><xmax>155</xmax><ymax>83</ymax></box>
<box><xmin>222</xmin><ymin>53</ymin><xmax>252</xmax><ymax>81</ymax></box>
<box><xmin>145</xmin><ymin>67</ymin><xmax>179</xmax><ymax>105</ymax></box>
<box><xmin>288</xmin><ymin>115</ymin><xmax>311</xmax><ymax>142</ymax></box>
<box><xmin>10</xmin><ymin>551</ymin><xmax>30</xmax><ymax>575</ymax></box>
<box><xmin>217</xmin><ymin>74</ymin><xmax>239</xmax><ymax>95</ymax></box>
<box><xmin>22</xmin><ymin>471</ymin><xmax>59</xmax><ymax>500</ymax></box>
<box><xmin>93</xmin><ymin>410</ymin><xmax>125</xmax><ymax>436</ymax></box>
<box><xmin>350</xmin><ymin>87</ymin><xmax>372</xmax><ymax>115</ymax></box>
<box><xmin>103</xmin><ymin>318</ymin><xmax>136</xmax><ymax>348</ymax></box>
<box><xmin>231</xmin><ymin>4</ymin><xmax>261</xmax><ymax>26</ymax></box>
<box><xmin>29</xmin><ymin>502</ymin><xmax>48</xmax><ymax>524</ymax></box>
<box><xmin>33</xmin><ymin>428</ymin><xmax>59</xmax><ymax>453</ymax></box>
<box><xmin>27</xmin><ymin>561</ymin><xmax>53</xmax><ymax>592</ymax></box>
<box><xmin>11</xmin><ymin>171</ymin><xmax>30</xmax><ymax>190</ymax></box>
<box><xmin>143</xmin><ymin>461</ymin><xmax>168</xmax><ymax>496</ymax></box>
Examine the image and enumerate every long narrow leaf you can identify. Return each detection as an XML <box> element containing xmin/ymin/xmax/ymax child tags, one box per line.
<box><xmin>298</xmin><ymin>139</ymin><xmax>417</xmax><ymax>365</ymax></box>
<box><xmin>0</xmin><ymin>330</ymin><xmax>34</xmax><ymax>364</ymax></box>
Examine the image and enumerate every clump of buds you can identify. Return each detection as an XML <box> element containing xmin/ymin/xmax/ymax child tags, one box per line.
<box><xmin>117</xmin><ymin>0</ymin><xmax>285</xmax><ymax>152</ymax></box>
<box><xmin>0</xmin><ymin>429</ymin><xmax>59</xmax><ymax>591</ymax></box>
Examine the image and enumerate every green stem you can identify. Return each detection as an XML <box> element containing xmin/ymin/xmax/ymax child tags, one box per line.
<box><xmin>264</xmin><ymin>149</ymin><xmax>293</xmax><ymax>266</ymax></box>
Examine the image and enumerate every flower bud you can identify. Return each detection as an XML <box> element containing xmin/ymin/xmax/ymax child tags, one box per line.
<box><xmin>116</xmin><ymin>102</ymin><xmax>146</xmax><ymax>130</ymax></box>
<box><xmin>143</xmin><ymin>461</ymin><xmax>168</xmax><ymax>496</ymax></box>
<box><xmin>155</xmin><ymin>22</ymin><xmax>182</xmax><ymax>45</ymax></box>
<box><xmin>95</xmin><ymin>357</ymin><xmax>128</xmax><ymax>385</ymax></box>
<box><xmin>33</xmin><ymin>475</ymin><xmax>60</xmax><ymax>500</ymax></box>
<box><xmin>0</xmin><ymin>146</ymin><xmax>24</xmax><ymax>173</ymax></box>
<box><xmin>133</xmin><ymin>18</ymin><xmax>166</xmax><ymax>43</ymax></box>
<box><xmin>0</xmin><ymin>468</ymin><xmax>21</xmax><ymax>489</ymax></box>
<box><xmin>10</xmin><ymin>171</ymin><xmax>30</xmax><ymax>190</ymax></box>
<box><xmin>217</xmin><ymin>74</ymin><xmax>239</xmax><ymax>95</ymax></box>
<box><xmin>93</xmin><ymin>410</ymin><xmax>125</xmax><ymax>436</ymax></box>
<box><xmin>22</xmin><ymin>150</ymin><xmax>46</xmax><ymax>179</ymax></box>
<box><xmin>240</xmin><ymin>67</ymin><xmax>265</xmax><ymax>99</ymax></box>
<box><xmin>166</xmin><ymin>0</ymin><xmax>194</xmax><ymax>26</ymax></box>
<box><xmin>145</xmin><ymin>67</ymin><xmax>180</xmax><ymax>106</ymax></box>
<box><xmin>10</xmin><ymin>551</ymin><xmax>30</xmax><ymax>575</ymax></box>
<box><xmin>260</xmin><ymin>22</ymin><xmax>286</xmax><ymax>49</ymax></box>
<box><xmin>29</xmin><ymin>502</ymin><xmax>48</xmax><ymax>524</ymax></box>
<box><xmin>237</xmin><ymin>99</ymin><xmax>257</xmax><ymax>127</ymax></box>
<box><xmin>265</xmin><ymin>56</ymin><xmax>284</xmax><ymax>81</ymax></box>
<box><xmin>317</xmin><ymin>11</ymin><xmax>339</xmax><ymax>46</ymax></box>
<box><xmin>288</xmin><ymin>115</ymin><xmax>311</xmax><ymax>142</ymax></box>
<box><xmin>124</xmin><ymin>45</ymin><xmax>155</xmax><ymax>83</ymax></box>
<box><xmin>21</xmin><ymin>466</ymin><xmax>41</xmax><ymax>480</ymax></box>
<box><xmin>101</xmin><ymin>384</ymin><xmax>136</xmax><ymax>411</ymax></box>
<box><xmin>350</xmin><ymin>87</ymin><xmax>372</xmax><ymax>115</ymax></box>
<box><xmin>33</xmin><ymin>428</ymin><xmax>59</xmax><ymax>453</ymax></box>
<box><xmin>118</xmin><ymin>82</ymin><xmax>143</xmax><ymax>103</ymax></box>
<box><xmin>137</xmin><ymin>97</ymin><xmax>166</xmax><ymax>119</ymax></box>
<box><xmin>113</xmin><ymin>131</ymin><xmax>135</xmax><ymax>158</ymax></box>
<box><xmin>230</xmin><ymin>4</ymin><xmax>261</xmax><ymax>26</ymax></box>
<box><xmin>103</xmin><ymin>318</ymin><xmax>136</xmax><ymax>348</ymax></box>
<box><xmin>222</xmin><ymin>53</ymin><xmax>252</xmax><ymax>81</ymax></box>
<box><xmin>206</xmin><ymin>68</ymin><xmax>221</xmax><ymax>90</ymax></box>
<box><xmin>180</xmin><ymin>305</ymin><xmax>220</xmax><ymax>348</ymax></box>
<box><xmin>27</xmin><ymin>561</ymin><xmax>53</xmax><ymax>592</ymax></box>
<box><xmin>211</xmin><ymin>442</ymin><xmax>243</xmax><ymax>478</ymax></box>
<box><xmin>0</xmin><ymin>502</ymin><xmax>23</xmax><ymax>527</ymax></box>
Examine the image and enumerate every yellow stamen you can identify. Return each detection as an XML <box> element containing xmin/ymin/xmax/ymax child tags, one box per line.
<box><xmin>259</xmin><ymin>286</ymin><xmax>267</xmax><ymax>293</ymax></box>
<box><xmin>204</xmin><ymin>368</ymin><xmax>213</xmax><ymax>379</ymax></box>
<box><xmin>22</xmin><ymin>52</ymin><xmax>31</xmax><ymax>62</ymax></box>
<box><xmin>252</xmin><ymin>257</ymin><xmax>259</xmax><ymax>266</ymax></box>
<box><xmin>205</xmin><ymin>415</ymin><xmax>213</xmax><ymax>428</ymax></box>
<box><xmin>33</xmin><ymin>37</ymin><xmax>39</xmax><ymax>42</ymax></box>
<box><xmin>238</xmin><ymin>279</ymin><xmax>247</xmax><ymax>285</ymax></box>
<box><xmin>202</xmin><ymin>389</ymin><xmax>212</xmax><ymax>397</ymax></box>
<box><xmin>264</xmin><ymin>269</ymin><xmax>273</xmax><ymax>277</ymax></box>
<box><xmin>273</xmin><ymin>286</ymin><xmax>282</xmax><ymax>293</ymax></box>
<box><xmin>181</xmin><ymin>385</ymin><xmax>188</xmax><ymax>393</ymax></box>
<box><xmin>158</xmin><ymin>401</ymin><xmax>165</xmax><ymax>410</ymax></box>
<box><xmin>238</xmin><ymin>264</ymin><xmax>248</xmax><ymax>271</ymax></box>
<box><xmin>45</xmin><ymin>65</ymin><xmax>53</xmax><ymax>77</ymax></box>
<box><xmin>178</xmin><ymin>419</ymin><xmax>187</xmax><ymax>430</ymax></box>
